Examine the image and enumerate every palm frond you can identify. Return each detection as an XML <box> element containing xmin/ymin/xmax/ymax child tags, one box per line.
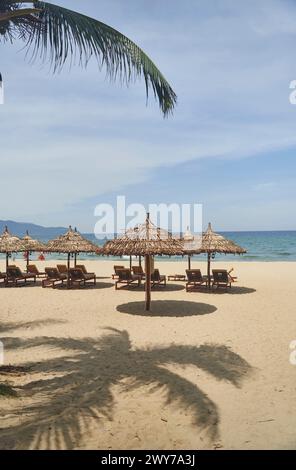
<box><xmin>10</xmin><ymin>1</ymin><xmax>177</xmax><ymax>115</ymax></box>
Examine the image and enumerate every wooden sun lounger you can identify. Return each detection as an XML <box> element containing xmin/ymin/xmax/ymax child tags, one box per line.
<box><xmin>115</xmin><ymin>269</ymin><xmax>141</xmax><ymax>290</ymax></box>
<box><xmin>27</xmin><ymin>264</ymin><xmax>46</xmax><ymax>278</ymax></box>
<box><xmin>42</xmin><ymin>268</ymin><xmax>67</xmax><ymax>288</ymax></box>
<box><xmin>132</xmin><ymin>265</ymin><xmax>146</xmax><ymax>279</ymax></box>
<box><xmin>112</xmin><ymin>265</ymin><xmax>125</xmax><ymax>280</ymax></box>
<box><xmin>69</xmin><ymin>268</ymin><xmax>96</xmax><ymax>288</ymax></box>
<box><xmin>168</xmin><ymin>274</ymin><xmax>186</xmax><ymax>281</ymax></box>
<box><xmin>57</xmin><ymin>264</ymin><xmax>68</xmax><ymax>274</ymax></box>
<box><xmin>6</xmin><ymin>266</ymin><xmax>37</xmax><ymax>286</ymax></box>
<box><xmin>186</xmin><ymin>269</ymin><xmax>207</xmax><ymax>292</ymax></box>
<box><xmin>212</xmin><ymin>269</ymin><xmax>232</xmax><ymax>290</ymax></box>
<box><xmin>0</xmin><ymin>272</ymin><xmax>6</xmax><ymax>285</ymax></box>
<box><xmin>75</xmin><ymin>264</ymin><xmax>96</xmax><ymax>277</ymax></box>
<box><xmin>150</xmin><ymin>269</ymin><xmax>166</xmax><ymax>288</ymax></box>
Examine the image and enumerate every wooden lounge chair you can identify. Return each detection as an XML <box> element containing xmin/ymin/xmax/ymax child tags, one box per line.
<box><xmin>27</xmin><ymin>264</ymin><xmax>46</xmax><ymax>278</ymax></box>
<box><xmin>150</xmin><ymin>269</ymin><xmax>166</xmax><ymax>288</ymax></box>
<box><xmin>212</xmin><ymin>269</ymin><xmax>232</xmax><ymax>290</ymax></box>
<box><xmin>6</xmin><ymin>266</ymin><xmax>36</xmax><ymax>286</ymax></box>
<box><xmin>115</xmin><ymin>269</ymin><xmax>141</xmax><ymax>290</ymax></box>
<box><xmin>186</xmin><ymin>269</ymin><xmax>207</xmax><ymax>292</ymax></box>
<box><xmin>42</xmin><ymin>268</ymin><xmax>67</xmax><ymax>288</ymax></box>
<box><xmin>168</xmin><ymin>273</ymin><xmax>186</xmax><ymax>281</ymax></box>
<box><xmin>69</xmin><ymin>268</ymin><xmax>96</xmax><ymax>288</ymax></box>
<box><xmin>132</xmin><ymin>265</ymin><xmax>145</xmax><ymax>279</ymax></box>
<box><xmin>57</xmin><ymin>264</ymin><xmax>68</xmax><ymax>274</ymax></box>
<box><xmin>75</xmin><ymin>264</ymin><xmax>96</xmax><ymax>277</ymax></box>
<box><xmin>112</xmin><ymin>265</ymin><xmax>125</xmax><ymax>280</ymax></box>
<box><xmin>0</xmin><ymin>272</ymin><xmax>6</xmax><ymax>284</ymax></box>
<box><xmin>227</xmin><ymin>268</ymin><xmax>238</xmax><ymax>283</ymax></box>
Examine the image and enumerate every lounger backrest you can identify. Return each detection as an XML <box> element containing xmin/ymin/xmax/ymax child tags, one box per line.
<box><xmin>212</xmin><ymin>270</ymin><xmax>228</xmax><ymax>283</ymax></box>
<box><xmin>114</xmin><ymin>265</ymin><xmax>125</xmax><ymax>274</ymax></box>
<box><xmin>151</xmin><ymin>269</ymin><xmax>160</xmax><ymax>281</ymax></box>
<box><xmin>69</xmin><ymin>268</ymin><xmax>84</xmax><ymax>280</ymax></box>
<box><xmin>27</xmin><ymin>264</ymin><xmax>38</xmax><ymax>274</ymax></box>
<box><xmin>186</xmin><ymin>269</ymin><xmax>202</xmax><ymax>282</ymax></box>
<box><xmin>75</xmin><ymin>265</ymin><xmax>87</xmax><ymax>274</ymax></box>
<box><xmin>132</xmin><ymin>266</ymin><xmax>143</xmax><ymax>275</ymax></box>
<box><xmin>118</xmin><ymin>269</ymin><xmax>132</xmax><ymax>281</ymax></box>
<box><xmin>45</xmin><ymin>267</ymin><xmax>59</xmax><ymax>279</ymax></box>
<box><xmin>57</xmin><ymin>264</ymin><xmax>68</xmax><ymax>274</ymax></box>
<box><xmin>7</xmin><ymin>266</ymin><xmax>22</xmax><ymax>278</ymax></box>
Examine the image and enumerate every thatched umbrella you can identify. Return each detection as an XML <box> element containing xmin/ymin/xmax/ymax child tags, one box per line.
<box><xmin>183</xmin><ymin>223</ymin><xmax>246</xmax><ymax>287</ymax></box>
<box><xmin>103</xmin><ymin>213</ymin><xmax>184</xmax><ymax>310</ymax></box>
<box><xmin>182</xmin><ymin>228</ymin><xmax>203</xmax><ymax>270</ymax></box>
<box><xmin>22</xmin><ymin>231</ymin><xmax>47</xmax><ymax>269</ymax></box>
<box><xmin>46</xmin><ymin>226</ymin><xmax>102</xmax><ymax>288</ymax></box>
<box><xmin>0</xmin><ymin>226</ymin><xmax>26</xmax><ymax>271</ymax></box>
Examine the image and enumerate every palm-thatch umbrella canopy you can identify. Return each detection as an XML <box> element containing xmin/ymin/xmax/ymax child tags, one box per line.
<box><xmin>22</xmin><ymin>231</ymin><xmax>47</xmax><ymax>268</ymax></box>
<box><xmin>0</xmin><ymin>226</ymin><xmax>26</xmax><ymax>271</ymax></box>
<box><xmin>46</xmin><ymin>226</ymin><xmax>102</xmax><ymax>288</ymax></box>
<box><xmin>181</xmin><ymin>227</ymin><xmax>203</xmax><ymax>270</ymax></box>
<box><xmin>183</xmin><ymin>223</ymin><xmax>246</xmax><ymax>287</ymax></box>
<box><xmin>103</xmin><ymin>213</ymin><xmax>184</xmax><ymax>310</ymax></box>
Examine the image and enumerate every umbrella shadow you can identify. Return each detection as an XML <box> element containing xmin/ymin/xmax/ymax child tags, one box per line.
<box><xmin>150</xmin><ymin>283</ymin><xmax>185</xmax><ymax>292</ymax></box>
<box><xmin>0</xmin><ymin>328</ymin><xmax>253</xmax><ymax>449</ymax></box>
<box><xmin>117</xmin><ymin>300</ymin><xmax>217</xmax><ymax>317</ymax></box>
<box><xmin>211</xmin><ymin>286</ymin><xmax>256</xmax><ymax>295</ymax></box>
<box><xmin>55</xmin><ymin>281</ymin><xmax>114</xmax><ymax>290</ymax></box>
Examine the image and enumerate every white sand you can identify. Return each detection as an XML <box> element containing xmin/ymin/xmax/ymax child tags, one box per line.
<box><xmin>0</xmin><ymin>259</ymin><xmax>295</xmax><ymax>450</ymax></box>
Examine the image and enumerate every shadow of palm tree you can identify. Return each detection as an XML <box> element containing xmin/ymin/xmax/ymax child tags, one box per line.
<box><xmin>0</xmin><ymin>329</ymin><xmax>252</xmax><ymax>449</ymax></box>
<box><xmin>117</xmin><ymin>300</ymin><xmax>217</xmax><ymax>317</ymax></box>
<box><xmin>0</xmin><ymin>319</ymin><xmax>67</xmax><ymax>334</ymax></box>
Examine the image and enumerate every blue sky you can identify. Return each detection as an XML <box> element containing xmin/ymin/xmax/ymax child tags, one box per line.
<box><xmin>0</xmin><ymin>0</ymin><xmax>296</xmax><ymax>231</ymax></box>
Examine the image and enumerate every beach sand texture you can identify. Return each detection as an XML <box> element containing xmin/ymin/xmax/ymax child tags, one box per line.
<box><xmin>0</xmin><ymin>260</ymin><xmax>295</xmax><ymax>450</ymax></box>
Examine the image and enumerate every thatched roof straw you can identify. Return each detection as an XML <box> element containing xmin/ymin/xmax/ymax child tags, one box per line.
<box><xmin>22</xmin><ymin>230</ymin><xmax>47</xmax><ymax>252</ymax></box>
<box><xmin>46</xmin><ymin>226</ymin><xmax>102</xmax><ymax>254</ymax></box>
<box><xmin>183</xmin><ymin>223</ymin><xmax>246</xmax><ymax>255</ymax></box>
<box><xmin>103</xmin><ymin>216</ymin><xmax>184</xmax><ymax>256</ymax></box>
<box><xmin>0</xmin><ymin>226</ymin><xmax>26</xmax><ymax>253</ymax></box>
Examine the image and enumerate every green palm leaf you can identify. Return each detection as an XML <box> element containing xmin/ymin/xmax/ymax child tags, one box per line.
<box><xmin>1</xmin><ymin>1</ymin><xmax>177</xmax><ymax>115</ymax></box>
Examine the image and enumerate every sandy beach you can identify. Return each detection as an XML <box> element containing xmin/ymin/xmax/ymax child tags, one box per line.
<box><xmin>0</xmin><ymin>259</ymin><xmax>295</xmax><ymax>450</ymax></box>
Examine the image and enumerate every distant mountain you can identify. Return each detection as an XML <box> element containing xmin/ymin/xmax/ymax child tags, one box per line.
<box><xmin>0</xmin><ymin>220</ymin><xmax>67</xmax><ymax>240</ymax></box>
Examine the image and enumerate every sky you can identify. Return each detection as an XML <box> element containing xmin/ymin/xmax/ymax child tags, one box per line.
<box><xmin>0</xmin><ymin>0</ymin><xmax>296</xmax><ymax>232</ymax></box>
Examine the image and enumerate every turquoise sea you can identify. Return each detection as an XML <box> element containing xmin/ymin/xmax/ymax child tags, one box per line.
<box><xmin>2</xmin><ymin>231</ymin><xmax>296</xmax><ymax>264</ymax></box>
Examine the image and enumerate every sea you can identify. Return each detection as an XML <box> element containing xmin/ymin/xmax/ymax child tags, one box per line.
<box><xmin>2</xmin><ymin>231</ymin><xmax>296</xmax><ymax>263</ymax></box>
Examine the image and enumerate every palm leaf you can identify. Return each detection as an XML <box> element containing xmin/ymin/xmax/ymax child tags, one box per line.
<box><xmin>5</xmin><ymin>1</ymin><xmax>177</xmax><ymax>115</ymax></box>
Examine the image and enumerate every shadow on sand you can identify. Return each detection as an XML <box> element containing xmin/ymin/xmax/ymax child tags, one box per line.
<box><xmin>0</xmin><ymin>328</ymin><xmax>253</xmax><ymax>449</ymax></box>
<box><xmin>117</xmin><ymin>300</ymin><xmax>217</xmax><ymax>317</ymax></box>
<box><xmin>186</xmin><ymin>286</ymin><xmax>256</xmax><ymax>295</ymax></box>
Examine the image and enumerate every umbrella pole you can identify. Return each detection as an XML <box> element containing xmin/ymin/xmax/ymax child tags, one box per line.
<box><xmin>139</xmin><ymin>256</ymin><xmax>142</xmax><ymax>268</ymax></box>
<box><xmin>6</xmin><ymin>253</ymin><xmax>9</xmax><ymax>272</ymax></box>
<box><xmin>188</xmin><ymin>255</ymin><xmax>191</xmax><ymax>270</ymax></box>
<box><xmin>207</xmin><ymin>252</ymin><xmax>211</xmax><ymax>289</ymax></box>
<box><xmin>67</xmin><ymin>253</ymin><xmax>70</xmax><ymax>289</ymax></box>
<box><xmin>27</xmin><ymin>251</ymin><xmax>29</xmax><ymax>271</ymax></box>
<box><xmin>145</xmin><ymin>254</ymin><xmax>151</xmax><ymax>311</ymax></box>
<box><xmin>74</xmin><ymin>253</ymin><xmax>77</xmax><ymax>267</ymax></box>
<box><xmin>129</xmin><ymin>255</ymin><xmax>132</xmax><ymax>271</ymax></box>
